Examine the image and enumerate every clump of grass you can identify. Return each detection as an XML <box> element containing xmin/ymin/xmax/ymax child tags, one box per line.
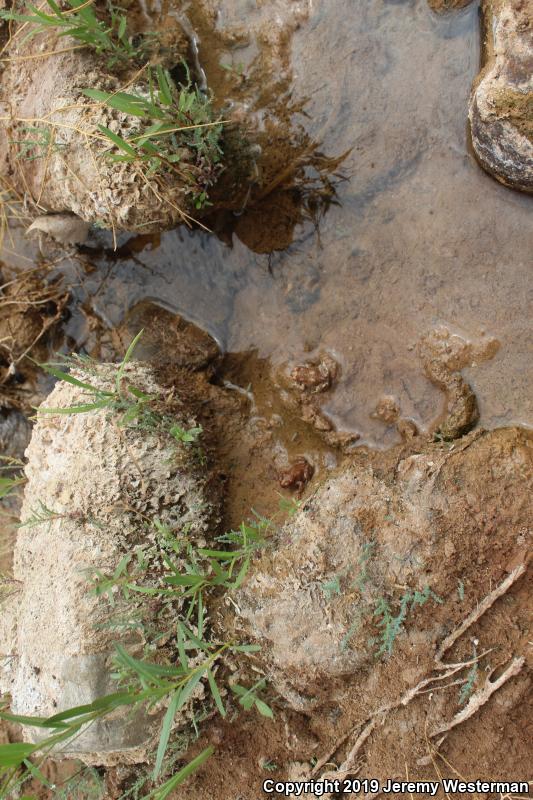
<box><xmin>0</xmin><ymin>0</ymin><xmax>151</xmax><ymax>69</ymax></box>
<box><xmin>86</xmin><ymin>64</ymin><xmax>224</xmax><ymax>211</ymax></box>
<box><xmin>0</xmin><ymin>5</ymin><xmax>226</xmax><ymax>221</ymax></box>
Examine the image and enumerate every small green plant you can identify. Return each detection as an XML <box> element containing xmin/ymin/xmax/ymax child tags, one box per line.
<box><xmin>261</xmin><ymin>760</ymin><xmax>279</xmax><ymax>772</ymax></box>
<box><xmin>457</xmin><ymin>579</ymin><xmax>465</xmax><ymax>602</ymax></box>
<box><xmin>18</xmin><ymin>500</ymin><xmax>61</xmax><ymax>529</ymax></box>
<box><xmin>37</xmin><ymin>330</ymin><xmax>151</xmax><ymax>420</ymax></box>
<box><xmin>230</xmin><ymin>678</ymin><xmax>273</xmax><ymax>719</ymax></box>
<box><xmin>0</xmin><ymin>474</ymin><xmax>24</xmax><ymax>502</ymax></box>
<box><xmin>10</xmin><ymin>125</ymin><xmax>66</xmax><ymax>161</ymax></box>
<box><xmin>321</xmin><ymin>574</ymin><xmax>342</xmax><ymax>600</ymax></box>
<box><xmin>170</xmin><ymin>424</ymin><xmax>203</xmax><ymax>444</ymax></box>
<box><xmin>373</xmin><ymin>585</ymin><xmax>443</xmax><ymax>659</ymax></box>
<box><xmin>84</xmin><ymin>64</ymin><xmax>224</xmax><ymax>208</ymax></box>
<box><xmin>277</xmin><ymin>495</ymin><xmax>301</xmax><ymax>517</ymax></box>
<box><xmin>0</xmin><ymin>0</ymin><xmax>149</xmax><ymax>68</ymax></box>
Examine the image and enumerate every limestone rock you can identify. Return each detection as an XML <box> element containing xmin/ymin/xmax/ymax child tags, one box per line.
<box><xmin>469</xmin><ymin>0</ymin><xmax>533</xmax><ymax>192</ymax></box>
<box><xmin>0</xmin><ymin>363</ymin><xmax>214</xmax><ymax>764</ymax></box>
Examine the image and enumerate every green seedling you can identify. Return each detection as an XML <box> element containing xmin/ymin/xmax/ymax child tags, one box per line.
<box><xmin>373</xmin><ymin>585</ymin><xmax>443</xmax><ymax>659</ymax></box>
<box><xmin>230</xmin><ymin>678</ymin><xmax>273</xmax><ymax>719</ymax></box>
<box><xmin>170</xmin><ymin>424</ymin><xmax>203</xmax><ymax>444</ymax></box>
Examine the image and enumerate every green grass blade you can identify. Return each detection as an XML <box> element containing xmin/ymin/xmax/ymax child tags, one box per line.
<box><xmin>98</xmin><ymin>125</ymin><xmax>137</xmax><ymax>157</ymax></box>
<box><xmin>0</xmin><ymin>743</ymin><xmax>37</xmax><ymax>767</ymax></box>
<box><xmin>254</xmin><ymin>699</ymin><xmax>274</xmax><ymax>719</ymax></box>
<box><xmin>83</xmin><ymin>89</ymin><xmax>149</xmax><ymax>117</ymax></box>
<box><xmin>65</xmin><ymin>0</ymin><xmax>98</xmax><ymax>25</ymax></box>
<box><xmin>115</xmin><ymin>644</ymin><xmax>181</xmax><ymax>680</ymax></box>
<box><xmin>165</xmin><ymin>574</ymin><xmax>205</xmax><ymax>587</ymax></box>
<box><xmin>145</xmin><ymin>746</ymin><xmax>213</xmax><ymax>800</ymax></box>
<box><xmin>207</xmin><ymin>669</ymin><xmax>226</xmax><ymax>717</ymax></box>
<box><xmin>117</xmin><ymin>14</ymin><xmax>127</xmax><ymax>41</ymax></box>
<box><xmin>47</xmin><ymin>690</ymin><xmax>136</xmax><ymax>723</ymax></box>
<box><xmin>0</xmin><ymin>711</ymin><xmax>68</xmax><ymax>730</ymax></box>
<box><xmin>115</xmin><ymin>329</ymin><xmax>143</xmax><ymax>392</ymax></box>
<box><xmin>156</xmin><ymin>66</ymin><xmax>173</xmax><ymax>106</ymax></box>
<box><xmin>38</xmin><ymin>399</ymin><xmax>111</xmax><ymax>415</ymax></box>
<box><xmin>38</xmin><ymin>363</ymin><xmax>108</xmax><ymax>394</ymax></box>
<box><xmin>45</xmin><ymin>0</ymin><xmax>63</xmax><ymax>17</ymax></box>
<box><xmin>177</xmin><ymin>624</ymin><xmax>188</xmax><ymax>671</ymax></box>
<box><xmin>178</xmin><ymin>667</ymin><xmax>205</xmax><ymax>707</ymax></box>
<box><xmin>153</xmin><ymin>690</ymin><xmax>180</xmax><ymax>779</ymax></box>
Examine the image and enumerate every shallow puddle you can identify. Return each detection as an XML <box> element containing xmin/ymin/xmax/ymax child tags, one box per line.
<box><xmin>5</xmin><ymin>0</ymin><xmax>533</xmax><ymax>449</ymax></box>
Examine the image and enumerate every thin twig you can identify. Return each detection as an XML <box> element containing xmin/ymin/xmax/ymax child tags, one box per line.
<box><xmin>436</xmin><ymin>563</ymin><xmax>527</xmax><ymax>662</ymax></box>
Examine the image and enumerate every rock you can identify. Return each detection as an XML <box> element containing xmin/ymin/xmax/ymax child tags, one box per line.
<box><xmin>418</xmin><ymin>326</ymin><xmax>499</xmax><ymax>440</ymax></box>
<box><xmin>469</xmin><ymin>0</ymin><xmax>533</xmax><ymax>193</ymax></box>
<box><xmin>26</xmin><ymin>214</ymin><xmax>90</xmax><ymax>245</ymax></box>
<box><xmin>237</xmin><ymin>427</ymin><xmax>533</xmax><ymax>704</ymax></box>
<box><xmin>0</xmin><ymin>32</ymin><xmax>227</xmax><ymax>231</ymax></box>
<box><xmin>0</xmin><ymin>268</ymin><xmax>69</xmax><ymax>412</ymax></box>
<box><xmin>0</xmin><ymin>363</ymin><xmax>215</xmax><ymax>764</ymax></box>
<box><xmin>115</xmin><ymin>301</ymin><xmax>221</xmax><ymax>373</ymax></box>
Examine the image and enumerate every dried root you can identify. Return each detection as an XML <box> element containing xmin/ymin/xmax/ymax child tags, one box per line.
<box><xmin>312</xmin><ymin>562</ymin><xmax>529</xmax><ymax>787</ymax></box>
<box><xmin>430</xmin><ymin>657</ymin><xmax>525</xmax><ymax>738</ymax></box>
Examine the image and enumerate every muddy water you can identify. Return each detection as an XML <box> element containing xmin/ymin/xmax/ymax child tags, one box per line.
<box><xmin>12</xmin><ymin>0</ymin><xmax>533</xmax><ymax>449</ymax></box>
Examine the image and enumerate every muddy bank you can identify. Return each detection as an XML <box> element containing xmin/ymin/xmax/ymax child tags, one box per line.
<box><xmin>1</xmin><ymin>311</ymin><xmax>531</xmax><ymax>792</ymax></box>
<box><xmin>237</xmin><ymin>426</ymin><xmax>532</xmax><ymax>700</ymax></box>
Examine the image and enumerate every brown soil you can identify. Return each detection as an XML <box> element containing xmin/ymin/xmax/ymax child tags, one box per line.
<box><xmin>0</xmin><ymin>265</ymin><xmax>69</xmax><ymax>411</ymax></box>
<box><xmin>2</xmin><ymin>302</ymin><xmax>530</xmax><ymax>800</ymax></box>
<box><xmin>162</xmin><ymin>428</ymin><xmax>533</xmax><ymax>800</ymax></box>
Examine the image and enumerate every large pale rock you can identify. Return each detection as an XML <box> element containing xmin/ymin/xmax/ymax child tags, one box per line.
<box><xmin>237</xmin><ymin>427</ymin><xmax>533</xmax><ymax>705</ymax></box>
<box><xmin>469</xmin><ymin>0</ymin><xmax>533</xmax><ymax>192</ymax></box>
<box><xmin>0</xmin><ymin>363</ymin><xmax>214</xmax><ymax>764</ymax></box>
